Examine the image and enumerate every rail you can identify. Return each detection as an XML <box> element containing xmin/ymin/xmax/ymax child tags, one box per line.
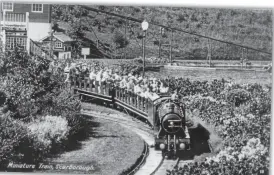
<box><xmin>4</xmin><ymin>12</ymin><xmax>26</xmax><ymax>23</ymax></box>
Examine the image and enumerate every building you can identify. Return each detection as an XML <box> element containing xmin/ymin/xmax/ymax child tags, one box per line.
<box><xmin>0</xmin><ymin>2</ymin><xmax>52</xmax><ymax>53</ymax></box>
<box><xmin>40</xmin><ymin>32</ymin><xmax>74</xmax><ymax>59</ymax></box>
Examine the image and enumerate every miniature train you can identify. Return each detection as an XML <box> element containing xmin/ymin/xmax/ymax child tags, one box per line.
<box><xmin>71</xmin><ymin>77</ymin><xmax>191</xmax><ymax>158</ymax></box>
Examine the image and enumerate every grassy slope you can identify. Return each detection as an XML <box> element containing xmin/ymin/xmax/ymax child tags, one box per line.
<box><xmin>54</xmin><ymin>5</ymin><xmax>272</xmax><ymax>60</ymax></box>
<box><xmin>37</xmin><ymin>104</ymin><xmax>144</xmax><ymax>175</ymax></box>
<box><xmin>85</xmin><ymin>6</ymin><xmax>272</xmax><ymax>59</ymax></box>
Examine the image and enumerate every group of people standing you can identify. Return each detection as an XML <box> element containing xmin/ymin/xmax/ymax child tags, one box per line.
<box><xmin>63</xmin><ymin>61</ymin><xmax>171</xmax><ymax>101</ymax></box>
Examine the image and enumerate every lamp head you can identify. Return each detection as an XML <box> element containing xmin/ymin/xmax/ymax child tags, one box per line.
<box><xmin>141</xmin><ymin>20</ymin><xmax>149</xmax><ymax>31</ymax></box>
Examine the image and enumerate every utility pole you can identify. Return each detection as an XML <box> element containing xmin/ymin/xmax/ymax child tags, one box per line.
<box><xmin>169</xmin><ymin>30</ymin><xmax>173</xmax><ymax>64</ymax></box>
<box><xmin>142</xmin><ymin>31</ymin><xmax>146</xmax><ymax>77</ymax></box>
<box><xmin>50</xmin><ymin>30</ymin><xmax>54</xmax><ymax>59</ymax></box>
<box><xmin>159</xmin><ymin>27</ymin><xmax>162</xmax><ymax>59</ymax></box>
<box><xmin>124</xmin><ymin>19</ymin><xmax>127</xmax><ymax>59</ymax></box>
<box><xmin>207</xmin><ymin>39</ymin><xmax>212</xmax><ymax>67</ymax></box>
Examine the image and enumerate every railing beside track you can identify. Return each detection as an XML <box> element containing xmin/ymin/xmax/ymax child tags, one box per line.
<box><xmin>70</xmin><ymin>76</ymin><xmax>155</xmax><ymax>121</ymax></box>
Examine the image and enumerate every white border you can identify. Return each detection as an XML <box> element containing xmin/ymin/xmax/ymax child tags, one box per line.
<box><xmin>0</xmin><ymin>1</ymin><xmax>273</xmax><ymax>175</ymax></box>
<box><xmin>4</xmin><ymin>0</ymin><xmax>274</xmax><ymax>8</ymax></box>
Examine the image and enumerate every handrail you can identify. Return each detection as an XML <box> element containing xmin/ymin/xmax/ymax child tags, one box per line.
<box><xmin>70</xmin><ymin>76</ymin><xmax>154</xmax><ymax>116</ymax></box>
<box><xmin>4</xmin><ymin>12</ymin><xmax>26</xmax><ymax>23</ymax></box>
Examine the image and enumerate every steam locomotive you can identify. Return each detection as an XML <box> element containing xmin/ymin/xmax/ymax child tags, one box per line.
<box><xmin>152</xmin><ymin>97</ymin><xmax>190</xmax><ymax>158</ymax></box>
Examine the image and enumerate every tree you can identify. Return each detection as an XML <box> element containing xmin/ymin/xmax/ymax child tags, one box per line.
<box><xmin>112</xmin><ymin>31</ymin><xmax>129</xmax><ymax>49</ymax></box>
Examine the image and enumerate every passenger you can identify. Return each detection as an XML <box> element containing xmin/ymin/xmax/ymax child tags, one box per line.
<box><xmin>171</xmin><ymin>88</ymin><xmax>181</xmax><ymax>102</ymax></box>
<box><xmin>119</xmin><ymin>76</ymin><xmax>128</xmax><ymax>89</ymax></box>
<box><xmin>134</xmin><ymin>81</ymin><xmax>142</xmax><ymax>95</ymax></box>
<box><xmin>151</xmin><ymin>78</ymin><xmax>159</xmax><ymax>92</ymax></box>
<box><xmin>113</xmin><ymin>70</ymin><xmax>121</xmax><ymax>81</ymax></box>
<box><xmin>89</xmin><ymin>68</ymin><xmax>96</xmax><ymax>86</ymax></box>
<box><xmin>75</xmin><ymin>64</ymin><xmax>81</xmax><ymax>77</ymax></box>
<box><xmin>126</xmin><ymin>78</ymin><xmax>135</xmax><ymax>92</ymax></box>
<box><xmin>128</xmin><ymin>72</ymin><xmax>134</xmax><ymax>80</ymax></box>
<box><xmin>81</xmin><ymin>63</ymin><xmax>89</xmax><ymax>79</ymax></box>
<box><xmin>96</xmin><ymin>69</ymin><xmax>103</xmax><ymax>93</ymax></box>
<box><xmin>133</xmin><ymin>73</ymin><xmax>139</xmax><ymax>82</ymax></box>
<box><xmin>138</xmin><ymin>75</ymin><xmax>143</xmax><ymax>81</ymax></box>
<box><xmin>146</xmin><ymin>86</ymin><xmax>160</xmax><ymax>101</ymax></box>
<box><xmin>102</xmin><ymin>68</ymin><xmax>110</xmax><ymax>83</ymax></box>
<box><xmin>159</xmin><ymin>82</ymin><xmax>169</xmax><ymax>93</ymax></box>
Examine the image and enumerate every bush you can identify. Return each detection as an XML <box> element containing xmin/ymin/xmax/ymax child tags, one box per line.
<box><xmin>226</xmin><ymin>88</ymin><xmax>251</xmax><ymax>107</ymax></box>
<box><xmin>27</xmin><ymin>115</ymin><xmax>69</xmax><ymax>148</ymax></box>
<box><xmin>27</xmin><ymin>115</ymin><xmax>70</xmax><ymax>157</ymax></box>
<box><xmin>0</xmin><ymin>48</ymin><xmax>87</xmax><ymax>165</ymax></box>
<box><xmin>0</xmin><ymin>115</ymin><xmax>28</xmax><ymax>165</ymax></box>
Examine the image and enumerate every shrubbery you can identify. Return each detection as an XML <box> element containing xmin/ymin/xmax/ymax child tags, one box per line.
<box><xmin>0</xmin><ymin>48</ymin><xmax>84</xmax><ymax>167</ymax></box>
<box><xmin>0</xmin><ymin>115</ymin><xmax>28</xmax><ymax>165</ymax></box>
<box><xmin>166</xmin><ymin>77</ymin><xmax>271</xmax><ymax>175</ymax></box>
<box><xmin>27</xmin><ymin>115</ymin><xmax>70</xmax><ymax>152</ymax></box>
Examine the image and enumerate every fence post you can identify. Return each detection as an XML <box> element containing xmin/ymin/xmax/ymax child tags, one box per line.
<box><xmin>95</xmin><ymin>81</ymin><xmax>98</xmax><ymax>93</ymax></box>
<box><xmin>106</xmin><ymin>83</ymin><xmax>110</xmax><ymax>96</ymax></box>
<box><xmin>144</xmin><ymin>98</ymin><xmax>148</xmax><ymax>113</ymax></box>
<box><xmin>140</xmin><ymin>97</ymin><xmax>144</xmax><ymax>112</ymax></box>
<box><xmin>84</xmin><ymin>77</ymin><xmax>87</xmax><ymax>90</ymax></box>
<box><xmin>89</xmin><ymin>79</ymin><xmax>93</xmax><ymax>92</ymax></box>
<box><xmin>137</xmin><ymin>96</ymin><xmax>141</xmax><ymax>110</ymax></box>
<box><xmin>116</xmin><ymin>86</ymin><xmax>120</xmax><ymax>100</ymax></box>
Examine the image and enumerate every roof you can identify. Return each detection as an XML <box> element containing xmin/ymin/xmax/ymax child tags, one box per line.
<box><xmin>40</xmin><ymin>32</ymin><xmax>73</xmax><ymax>43</ymax></box>
<box><xmin>53</xmin><ymin>32</ymin><xmax>73</xmax><ymax>42</ymax></box>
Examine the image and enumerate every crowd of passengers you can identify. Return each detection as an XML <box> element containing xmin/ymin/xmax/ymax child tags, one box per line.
<box><xmin>63</xmin><ymin>61</ymin><xmax>172</xmax><ymax>101</ymax></box>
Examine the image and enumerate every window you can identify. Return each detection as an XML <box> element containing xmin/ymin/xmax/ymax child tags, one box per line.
<box><xmin>55</xmin><ymin>41</ymin><xmax>62</xmax><ymax>48</ymax></box>
<box><xmin>2</xmin><ymin>2</ymin><xmax>13</xmax><ymax>11</ymax></box>
<box><xmin>64</xmin><ymin>46</ymin><xmax>72</xmax><ymax>51</ymax></box>
<box><xmin>32</xmin><ymin>4</ymin><xmax>43</xmax><ymax>12</ymax></box>
<box><xmin>6</xmin><ymin>37</ymin><xmax>26</xmax><ymax>50</ymax></box>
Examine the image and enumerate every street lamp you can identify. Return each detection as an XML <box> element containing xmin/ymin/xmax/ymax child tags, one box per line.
<box><xmin>141</xmin><ymin>20</ymin><xmax>149</xmax><ymax>77</ymax></box>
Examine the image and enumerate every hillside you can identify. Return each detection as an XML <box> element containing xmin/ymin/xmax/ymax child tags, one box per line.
<box><xmin>52</xmin><ymin>5</ymin><xmax>272</xmax><ymax>60</ymax></box>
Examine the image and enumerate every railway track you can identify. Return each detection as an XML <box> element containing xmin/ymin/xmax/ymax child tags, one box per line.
<box><xmin>150</xmin><ymin>157</ymin><xmax>179</xmax><ymax>175</ymax></box>
<box><xmin>81</xmin><ymin>109</ymin><xmax>189</xmax><ymax>175</ymax></box>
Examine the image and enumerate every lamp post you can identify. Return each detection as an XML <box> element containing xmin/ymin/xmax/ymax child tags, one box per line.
<box><xmin>141</xmin><ymin>20</ymin><xmax>149</xmax><ymax>77</ymax></box>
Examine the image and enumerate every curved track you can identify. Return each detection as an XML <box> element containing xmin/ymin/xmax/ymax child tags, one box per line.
<box><xmin>81</xmin><ymin>109</ymin><xmax>184</xmax><ymax>175</ymax></box>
